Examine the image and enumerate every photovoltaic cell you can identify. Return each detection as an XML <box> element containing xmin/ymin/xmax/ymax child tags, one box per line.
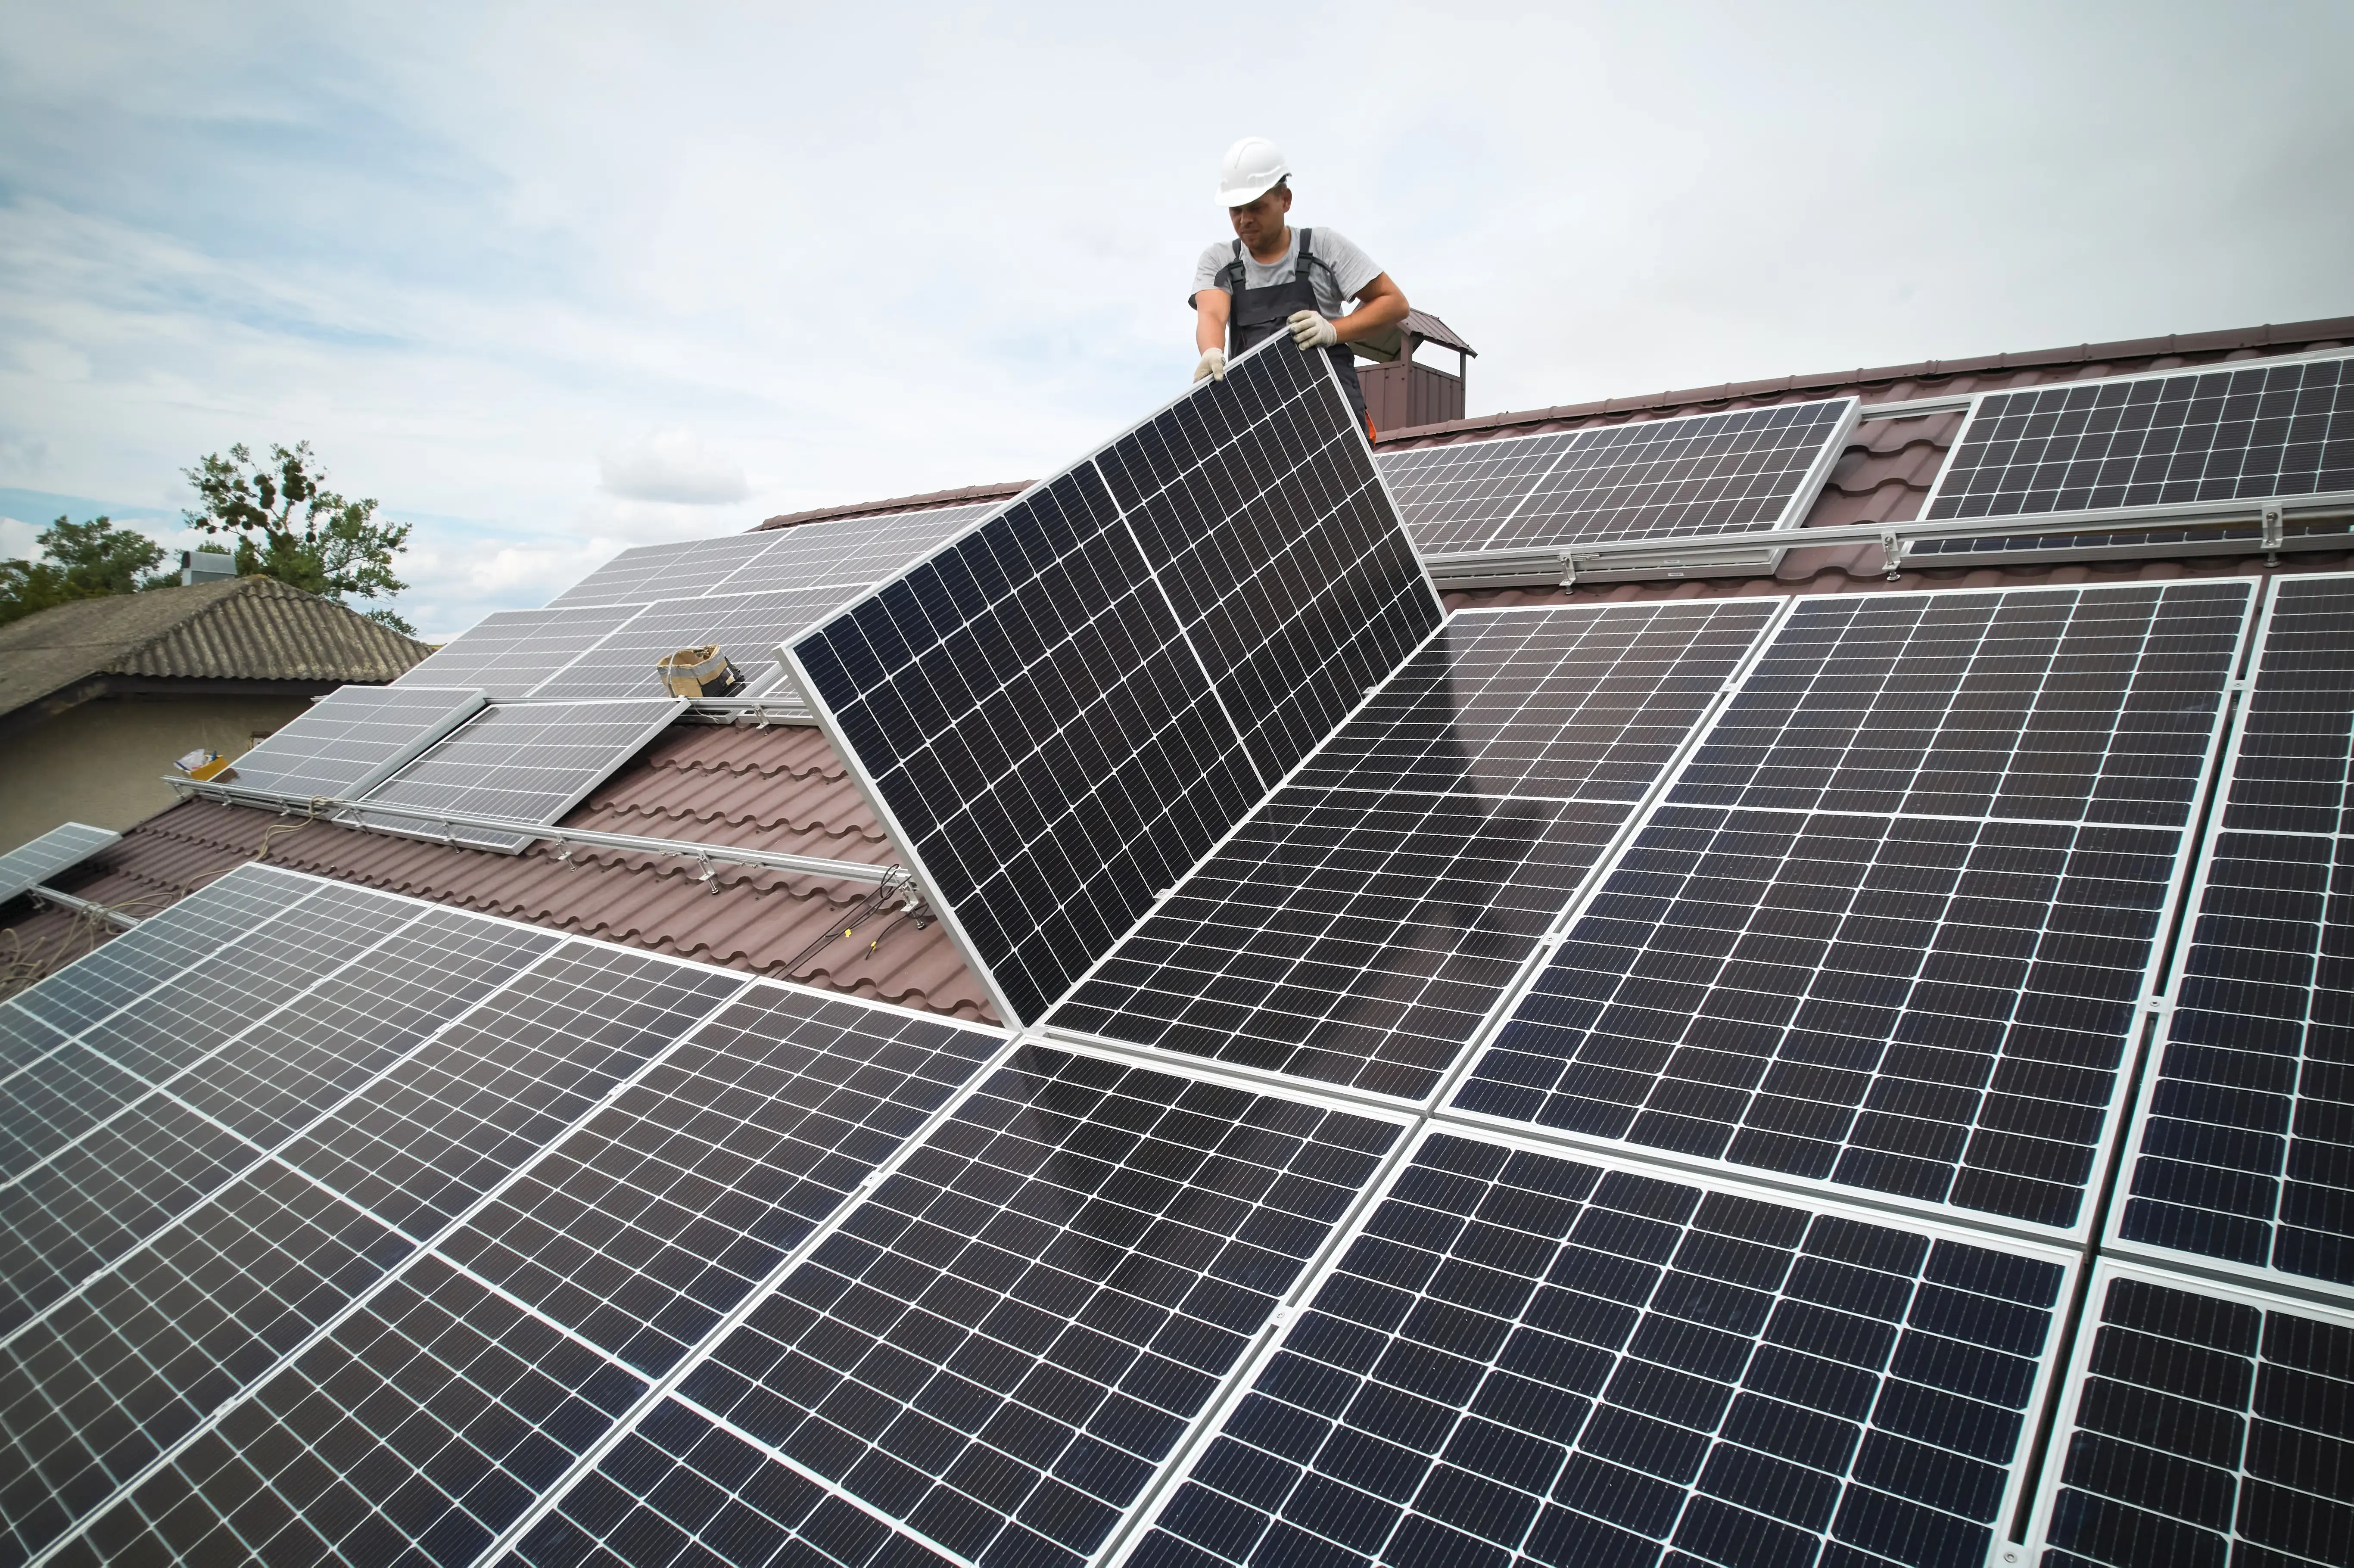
<box><xmin>1133</xmin><ymin>1132</ymin><xmax>2071</xmax><ymax>1568</ymax></box>
<box><xmin>1372</xmin><ymin>399</ymin><xmax>1855</xmax><ymax>557</ymax></box>
<box><xmin>795</xmin><ymin>351</ymin><xmax>1410</xmax><ymax>1027</ymax></box>
<box><xmin>6</xmin><ymin>939</ymin><xmax>747</xmax><ymax>1563</ymax></box>
<box><xmin>517</xmin><ymin>1048</ymin><xmax>1400</xmax><ymax>1568</ymax></box>
<box><xmin>1053</xmin><ymin>603</ymin><xmax>1780</xmax><ymax>1102</ymax></box>
<box><xmin>716</xmin><ymin>505</ymin><xmax>1006</xmax><ymax>597</ymax></box>
<box><xmin>393</xmin><ymin>604</ymin><xmax>648</xmax><ymax>701</ymax></box>
<box><xmin>2114</xmin><ymin>575</ymin><xmax>2354</xmax><ymax>1288</ymax></box>
<box><xmin>2032</xmin><ymin>1265</ymin><xmax>2353</xmax><ymax>1568</ymax></box>
<box><xmin>0</xmin><ymin>823</ymin><xmax>118</xmax><ymax>907</ymax></box>
<box><xmin>349</xmin><ymin>696</ymin><xmax>685</xmax><ymax>851</ymax></box>
<box><xmin>1925</xmin><ymin>352</ymin><xmax>2354</xmax><ymax>521</ymax></box>
<box><xmin>1457</xmin><ymin>583</ymin><xmax>2251</xmax><ymax>1232</ymax></box>
<box><xmin>227</xmin><ymin>684</ymin><xmax>487</xmax><ymax>801</ymax></box>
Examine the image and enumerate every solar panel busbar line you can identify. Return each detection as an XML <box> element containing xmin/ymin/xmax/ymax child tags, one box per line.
<box><xmin>2022</xmin><ymin>1259</ymin><xmax>2353</xmax><ymax>1568</ymax></box>
<box><xmin>1376</xmin><ymin>397</ymin><xmax>1859</xmax><ymax>587</ymax></box>
<box><xmin>3</xmin><ymin>865</ymin><xmax>1014</xmax><ymax>1566</ymax></box>
<box><xmin>0</xmin><ymin>823</ymin><xmax>120</xmax><ymax>908</ymax></box>
<box><xmin>783</xmin><ymin>333</ymin><xmax>1442</xmax><ymax>1031</ymax></box>
<box><xmin>1452</xmin><ymin>580</ymin><xmax>2258</xmax><ymax>1238</ymax></box>
<box><xmin>1909</xmin><ymin>349</ymin><xmax>2354</xmax><ymax>569</ymax></box>
<box><xmin>221</xmin><ymin>683</ymin><xmax>489</xmax><ymax>803</ymax></box>
<box><xmin>1121</xmin><ymin>1125</ymin><xmax>2079</xmax><ymax>1568</ymax></box>
<box><xmin>1048</xmin><ymin>599</ymin><xmax>1787</xmax><ymax>1107</ymax></box>
<box><xmin>2108</xmin><ymin>572</ymin><xmax>2354</xmax><ymax>1293</ymax></box>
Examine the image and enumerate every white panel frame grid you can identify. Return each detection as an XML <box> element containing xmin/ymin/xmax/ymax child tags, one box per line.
<box><xmin>1037</xmin><ymin>597</ymin><xmax>1802</xmax><ymax>1117</ymax></box>
<box><xmin>1439</xmin><ymin>578</ymin><xmax>2262</xmax><ymax>1248</ymax></box>
<box><xmin>2016</xmin><ymin>1257</ymin><xmax>2354</xmax><ymax>1568</ymax></box>
<box><xmin>1104</xmin><ymin>1118</ymin><xmax>2084</xmax><ymax>1568</ymax></box>
<box><xmin>0</xmin><ymin>822</ymin><xmax>120</xmax><ymax>906</ymax></box>
<box><xmin>2103</xmin><ymin>569</ymin><xmax>2354</xmax><ymax>1297</ymax></box>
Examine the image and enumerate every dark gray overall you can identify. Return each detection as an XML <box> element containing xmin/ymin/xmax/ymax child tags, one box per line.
<box><xmin>1215</xmin><ymin>229</ymin><xmax>1372</xmax><ymax>435</ymax></box>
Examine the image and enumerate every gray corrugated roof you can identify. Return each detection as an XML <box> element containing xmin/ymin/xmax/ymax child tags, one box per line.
<box><xmin>0</xmin><ymin>576</ymin><xmax>430</xmax><ymax>718</ymax></box>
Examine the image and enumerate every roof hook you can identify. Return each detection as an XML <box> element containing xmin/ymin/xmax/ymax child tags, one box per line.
<box><xmin>1880</xmin><ymin>529</ymin><xmax>1902</xmax><ymax>580</ymax></box>
<box><xmin>2262</xmin><ymin>504</ymin><xmax>2284</xmax><ymax>566</ymax></box>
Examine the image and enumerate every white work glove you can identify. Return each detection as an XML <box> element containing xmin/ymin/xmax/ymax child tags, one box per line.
<box><xmin>1288</xmin><ymin>310</ymin><xmax>1339</xmax><ymax>350</ymax></box>
<box><xmin>1193</xmin><ymin>348</ymin><xmax>1227</xmax><ymax>383</ymax></box>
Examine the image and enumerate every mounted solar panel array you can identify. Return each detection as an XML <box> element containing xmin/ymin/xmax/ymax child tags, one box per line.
<box><xmin>225</xmin><ymin>683</ymin><xmax>489</xmax><ymax>800</ymax></box>
<box><xmin>393</xmin><ymin>503</ymin><xmax>1006</xmax><ymax>707</ymax></box>
<box><xmin>1454</xmin><ymin>582</ymin><xmax>2255</xmax><ymax>1235</ymax></box>
<box><xmin>1909</xmin><ymin>350</ymin><xmax>2354</xmax><ymax>568</ymax></box>
<box><xmin>1049</xmin><ymin>600</ymin><xmax>1782</xmax><ymax>1104</ymax></box>
<box><xmin>787</xmin><ymin>336</ymin><xmax>1440</xmax><ymax>1030</ymax></box>
<box><xmin>0</xmin><ymin>862</ymin><xmax>1011</xmax><ymax>1565</ymax></box>
<box><xmin>2110</xmin><ymin>573</ymin><xmax>2354</xmax><ymax>1292</ymax></box>
<box><xmin>1373</xmin><ymin>398</ymin><xmax>1858</xmax><ymax>586</ymax></box>
<box><xmin>0</xmin><ymin>824</ymin><xmax>119</xmax><ymax>908</ymax></box>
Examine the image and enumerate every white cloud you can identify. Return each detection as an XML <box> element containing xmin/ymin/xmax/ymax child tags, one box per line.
<box><xmin>597</xmin><ymin>428</ymin><xmax>749</xmax><ymax>505</ymax></box>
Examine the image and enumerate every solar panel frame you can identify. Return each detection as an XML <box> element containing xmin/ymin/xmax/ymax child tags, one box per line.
<box><xmin>1111</xmin><ymin>1120</ymin><xmax>2082</xmax><ymax>1568</ymax></box>
<box><xmin>1043</xmin><ymin>599</ymin><xmax>1793</xmax><ymax>1110</ymax></box>
<box><xmin>1918</xmin><ymin>348</ymin><xmax>2354</xmax><ymax>532</ymax></box>
<box><xmin>391</xmin><ymin>604</ymin><xmax>651</xmax><ymax>701</ymax></box>
<box><xmin>783</xmin><ymin>335</ymin><xmax>1436</xmax><ymax>1031</ymax></box>
<box><xmin>2021</xmin><ymin>1258</ymin><xmax>2354</xmax><ymax>1568</ymax></box>
<box><xmin>527</xmin><ymin>583</ymin><xmax>867</xmax><ymax>703</ymax></box>
<box><xmin>346</xmin><ymin>695</ymin><xmax>687</xmax><ymax>852</ymax></box>
<box><xmin>223</xmin><ymin>683</ymin><xmax>490</xmax><ymax>802</ymax></box>
<box><xmin>0</xmin><ymin>823</ymin><xmax>120</xmax><ymax>908</ymax></box>
<box><xmin>2105</xmin><ymin>571</ymin><xmax>2354</xmax><ymax>1293</ymax></box>
<box><xmin>1446</xmin><ymin>580</ymin><xmax>2258</xmax><ymax>1243</ymax></box>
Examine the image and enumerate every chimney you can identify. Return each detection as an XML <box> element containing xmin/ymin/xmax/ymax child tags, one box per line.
<box><xmin>1356</xmin><ymin>310</ymin><xmax>1477</xmax><ymax>434</ymax></box>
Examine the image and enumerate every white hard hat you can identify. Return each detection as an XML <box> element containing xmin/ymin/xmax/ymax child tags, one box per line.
<box><xmin>1218</xmin><ymin>137</ymin><xmax>1290</xmax><ymax>207</ymax></box>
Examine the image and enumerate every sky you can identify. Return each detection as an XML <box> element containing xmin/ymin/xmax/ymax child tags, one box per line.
<box><xmin>3</xmin><ymin>1</ymin><xmax>2348</xmax><ymax>640</ymax></box>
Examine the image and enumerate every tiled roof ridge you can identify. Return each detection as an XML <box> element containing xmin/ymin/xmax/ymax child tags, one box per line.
<box><xmin>752</xmin><ymin>479</ymin><xmax>1033</xmax><ymax>532</ymax></box>
<box><xmin>1378</xmin><ymin>313</ymin><xmax>2354</xmax><ymax>444</ymax></box>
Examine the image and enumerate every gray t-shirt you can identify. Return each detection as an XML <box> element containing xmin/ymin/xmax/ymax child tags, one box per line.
<box><xmin>1189</xmin><ymin>227</ymin><xmax>1381</xmax><ymax>320</ymax></box>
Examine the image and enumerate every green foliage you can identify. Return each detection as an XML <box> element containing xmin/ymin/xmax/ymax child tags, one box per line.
<box><xmin>184</xmin><ymin>442</ymin><xmax>414</xmax><ymax>635</ymax></box>
<box><xmin>0</xmin><ymin>515</ymin><xmax>171</xmax><ymax>626</ymax></box>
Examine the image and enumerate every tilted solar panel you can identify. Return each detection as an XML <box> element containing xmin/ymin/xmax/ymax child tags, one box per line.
<box><xmin>1455</xmin><ymin>582</ymin><xmax>2254</xmax><ymax>1234</ymax></box>
<box><xmin>347</xmin><ymin>696</ymin><xmax>685</xmax><ymax>851</ymax></box>
<box><xmin>1130</xmin><ymin>1130</ymin><xmax>2075</xmax><ymax>1568</ymax></box>
<box><xmin>1924</xmin><ymin>352</ymin><xmax>2354</xmax><ymax>523</ymax></box>
<box><xmin>719</xmin><ymin>504</ymin><xmax>1006</xmax><ymax>597</ymax></box>
<box><xmin>1373</xmin><ymin>398</ymin><xmax>1857</xmax><ymax>560</ymax></box>
<box><xmin>505</xmin><ymin>1046</ymin><xmax>1403</xmax><ymax>1568</ymax></box>
<box><xmin>788</xmin><ymin>338</ymin><xmax>1435</xmax><ymax>1029</ymax></box>
<box><xmin>0</xmin><ymin>823</ymin><xmax>119</xmax><ymax>908</ymax></box>
<box><xmin>529</xmin><ymin>585</ymin><xmax>861</xmax><ymax>703</ymax></box>
<box><xmin>550</xmin><ymin>533</ymin><xmax>784</xmax><ymax>609</ymax></box>
<box><xmin>0</xmin><ymin>867</ymin><xmax>1012</xmax><ymax>1565</ymax></box>
<box><xmin>1050</xmin><ymin>601</ymin><xmax>1782</xmax><ymax>1104</ymax></box>
<box><xmin>2112</xmin><ymin>574</ymin><xmax>2354</xmax><ymax>1290</ymax></box>
<box><xmin>226</xmin><ymin>684</ymin><xmax>489</xmax><ymax>801</ymax></box>
<box><xmin>2025</xmin><ymin>1262</ymin><xmax>2353</xmax><ymax>1568</ymax></box>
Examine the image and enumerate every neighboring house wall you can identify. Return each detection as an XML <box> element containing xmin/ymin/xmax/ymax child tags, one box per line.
<box><xmin>0</xmin><ymin>693</ymin><xmax>314</xmax><ymax>846</ymax></box>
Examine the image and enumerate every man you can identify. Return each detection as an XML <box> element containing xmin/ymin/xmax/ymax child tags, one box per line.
<box><xmin>1190</xmin><ymin>136</ymin><xmax>1409</xmax><ymax>437</ymax></box>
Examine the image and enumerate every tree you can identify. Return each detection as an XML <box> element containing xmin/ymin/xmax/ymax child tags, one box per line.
<box><xmin>182</xmin><ymin>442</ymin><xmax>414</xmax><ymax>635</ymax></box>
<box><xmin>0</xmin><ymin>515</ymin><xmax>171</xmax><ymax>626</ymax></box>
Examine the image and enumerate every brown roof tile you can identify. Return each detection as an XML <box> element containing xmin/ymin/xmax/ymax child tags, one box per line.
<box><xmin>754</xmin><ymin>481</ymin><xmax>1032</xmax><ymax>532</ymax></box>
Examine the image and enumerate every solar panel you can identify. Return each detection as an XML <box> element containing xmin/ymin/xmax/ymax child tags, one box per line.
<box><xmin>394</xmin><ymin>604</ymin><xmax>648</xmax><ymax>701</ymax></box>
<box><xmin>1051</xmin><ymin>601</ymin><xmax>1783</xmax><ymax>1103</ymax></box>
<box><xmin>551</xmin><ymin>532</ymin><xmax>785</xmax><ymax>609</ymax></box>
<box><xmin>2026</xmin><ymin>1261</ymin><xmax>2353</xmax><ymax>1568</ymax></box>
<box><xmin>549</xmin><ymin>506</ymin><xmax>1003</xmax><ymax>613</ymax></box>
<box><xmin>1924</xmin><ymin>351</ymin><xmax>2354</xmax><ymax>523</ymax></box>
<box><xmin>1374</xmin><ymin>398</ymin><xmax>1858</xmax><ymax>559</ymax></box>
<box><xmin>1130</xmin><ymin>1129</ymin><xmax>2074</xmax><ymax>1568</ymax></box>
<box><xmin>788</xmin><ymin>340</ymin><xmax>1422</xmax><ymax>1029</ymax></box>
<box><xmin>228</xmin><ymin>683</ymin><xmax>489</xmax><ymax>801</ymax></box>
<box><xmin>0</xmin><ymin>899</ymin><xmax>555</xmax><ymax>1335</ymax></box>
<box><xmin>506</xmin><ymin>1045</ymin><xmax>1402</xmax><ymax>1568</ymax></box>
<box><xmin>529</xmin><ymin>584</ymin><xmax>864</xmax><ymax>703</ymax></box>
<box><xmin>1454</xmin><ymin>582</ymin><xmax>2254</xmax><ymax>1233</ymax></box>
<box><xmin>348</xmin><ymin>696</ymin><xmax>685</xmax><ymax>851</ymax></box>
<box><xmin>2111</xmin><ymin>575</ymin><xmax>2354</xmax><ymax>1290</ymax></box>
<box><xmin>0</xmin><ymin>822</ymin><xmax>119</xmax><ymax>907</ymax></box>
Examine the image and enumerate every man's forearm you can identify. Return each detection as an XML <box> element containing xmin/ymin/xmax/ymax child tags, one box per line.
<box><xmin>1194</xmin><ymin>289</ymin><xmax>1229</xmax><ymax>353</ymax></box>
<box><xmin>1333</xmin><ymin>281</ymin><xmax>1408</xmax><ymax>345</ymax></box>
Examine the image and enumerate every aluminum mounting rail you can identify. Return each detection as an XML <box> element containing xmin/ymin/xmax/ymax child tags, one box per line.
<box><xmin>23</xmin><ymin>884</ymin><xmax>142</xmax><ymax>928</ymax></box>
<box><xmin>162</xmin><ymin>775</ymin><xmax>907</xmax><ymax>889</ymax></box>
<box><xmin>684</xmin><ymin>695</ymin><xmax>819</xmax><ymax>726</ymax></box>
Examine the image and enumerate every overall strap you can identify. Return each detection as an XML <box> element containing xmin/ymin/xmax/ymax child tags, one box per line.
<box><xmin>1218</xmin><ymin>238</ymin><xmax>1245</xmax><ymax>292</ymax></box>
